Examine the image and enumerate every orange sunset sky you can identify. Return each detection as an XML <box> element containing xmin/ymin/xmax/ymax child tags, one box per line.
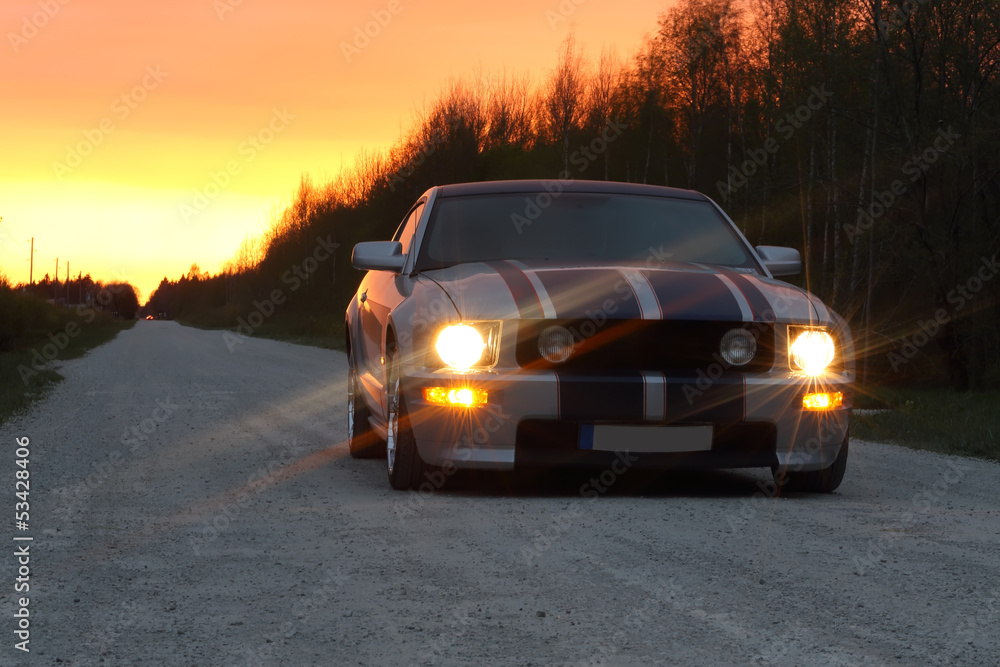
<box><xmin>1</xmin><ymin>0</ymin><xmax>671</xmax><ymax>301</ymax></box>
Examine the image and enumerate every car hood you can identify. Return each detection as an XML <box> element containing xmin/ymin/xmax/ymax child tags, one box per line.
<box><xmin>419</xmin><ymin>260</ymin><xmax>833</xmax><ymax>324</ymax></box>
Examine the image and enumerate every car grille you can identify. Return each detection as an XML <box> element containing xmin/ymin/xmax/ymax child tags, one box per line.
<box><xmin>515</xmin><ymin>319</ymin><xmax>776</xmax><ymax>373</ymax></box>
<box><xmin>515</xmin><ymin>420</ymin><xmax>778</xmax><ymax>469</ymax></box>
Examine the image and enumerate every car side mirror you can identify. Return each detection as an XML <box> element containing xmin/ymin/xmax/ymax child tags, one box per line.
<box><xmin>756</xmin><ymin>245</ymin><xmax>801</xmax><ymax>276</ymax></box>
<box><xmin>352</xmin><ymin>241</ymin><xmax>405</xmax><ymax>272</ymax></box>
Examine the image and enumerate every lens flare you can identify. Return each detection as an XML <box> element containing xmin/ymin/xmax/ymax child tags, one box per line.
<box><xmin>435</xmin><ymin>324</ymin><xmax>485</xmax><ymax>370</ymax></box>
<box><xmin>423</xmin><ymin>386</ymin><xmax>488</xmax><ymax>407</ymax></box>
<box><xmin>790</xmin><ymin>329</ymin><xmax>835</xmax><ymax>375</ymax></box>
<box><xmin>802</xmin><ymin>391</ymin><xmax>844</xmax><ymax>410</ymax></box>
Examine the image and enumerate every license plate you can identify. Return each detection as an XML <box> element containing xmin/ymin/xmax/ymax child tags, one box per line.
<box><xmin>579</xmin><ymin>425</ymin><xmax>713</xmax><ymax>453</ymax></box>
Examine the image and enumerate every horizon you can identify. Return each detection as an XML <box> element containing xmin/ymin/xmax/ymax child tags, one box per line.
<box><xmin>0</xmin><ymin>0</ymin><xmax>670</xmax><ymax>300</ymax></box>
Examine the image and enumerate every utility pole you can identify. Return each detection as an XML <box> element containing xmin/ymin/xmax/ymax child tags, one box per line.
<box><xmin>29</xmin><ymin>237</ymin><xmax>34</xmax><ymax>285</ymax></box>
<box><xmin>55</xmin><ymin>257</ymin><xmax>59</xmax><ymax>301</ymax></box>
<box><xmin>66</xmin><ymin>260</ymin><xmax>70</xmax><ymax>303</ymax></box>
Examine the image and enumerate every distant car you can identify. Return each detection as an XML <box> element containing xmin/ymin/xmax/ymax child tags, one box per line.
<box><xmin>146</xmin><ymin>315</ymin><xmax>154</xmax><ymax>320</ymax></box>
<box><xmin>346</xmin><ymin>180</ymin><xmax>854</xmax><ymax>492</ymax></box>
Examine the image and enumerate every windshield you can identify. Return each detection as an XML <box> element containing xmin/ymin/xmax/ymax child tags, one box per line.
<box><xmin>416</xmin><ymin>192</ymin><xmax>759</xmax><ymax>271</ymax></box>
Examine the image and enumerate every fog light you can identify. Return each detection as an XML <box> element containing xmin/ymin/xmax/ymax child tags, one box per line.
<box><xmin>720</xmin><ymin>328</ymin><xmax>757</xmax><ymax>366</ymax></box>
<box><xmin>802</xmin><ymin>391</ymin><xmax>843</xmax><ymax>411</ymax></box>
<box><xmin>423</xmin><ymin>386</ymin><xmax>488</xmax><ymax>408</ymax></box>
<box><xmin>539</xmin><ymin>325</ymin><xmax>575</xmax><ymax>363</ymax></box>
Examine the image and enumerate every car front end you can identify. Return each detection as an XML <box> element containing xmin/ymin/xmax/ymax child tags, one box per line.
<box><xmin>393</xmin><ymin>261</ymin><xmax>853</xmax><ymax>484</ymax></box>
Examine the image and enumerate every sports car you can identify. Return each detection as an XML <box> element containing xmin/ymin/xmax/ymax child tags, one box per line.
<box><xmin>346</xmin><ymin>180</ymin><xmax>854</xmax><ymax>492</ymax></box>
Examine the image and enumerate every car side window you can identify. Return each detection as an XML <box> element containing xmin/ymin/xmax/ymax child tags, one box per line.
<box><xmin>393</xmin><ymin>203</ymin><xmax>424</xmax><ymax>256</ymax></box>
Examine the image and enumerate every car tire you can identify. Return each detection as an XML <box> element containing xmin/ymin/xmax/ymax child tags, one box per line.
<box><xmin>348</xmin><ymin>353</ymin><xmax>384</xmax><ymax>459</ymax></box>
<box><xmin>385</xmin><ymin>348</ymin><xmax>430</xmax><ymax>490</ymax></box>
<box><xmin>773</xmin><ymin>431</ymin><xmax>849</xmax><ymax>494</ymax></box>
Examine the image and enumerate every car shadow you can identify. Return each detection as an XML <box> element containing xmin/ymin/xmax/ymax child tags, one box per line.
<box><xmin>415</xmin><ymin>466</ymin><xmax>780</xmax><ymax>499</ymax></box>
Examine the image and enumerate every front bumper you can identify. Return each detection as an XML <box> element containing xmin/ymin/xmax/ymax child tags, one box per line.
<box><xmin>401</xmin><ymin>369</ymin><xmax>852</xmax><ymax>473</ymax></box>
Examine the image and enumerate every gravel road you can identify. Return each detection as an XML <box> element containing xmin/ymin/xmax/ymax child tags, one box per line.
<box><xmin>2</xmin><ymin>321</ymin><xmax>998</xmax><ymax>666</ymax></box>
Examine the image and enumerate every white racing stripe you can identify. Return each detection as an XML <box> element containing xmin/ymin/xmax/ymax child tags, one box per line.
<box><xmin>467</xmin><ymin>261</ymin><xmax>520</xmax><ymax>319</ymax></box>
<box><xmin>810</xmin><ymin>296</ymin><xmax>830</xmax><ymax>325</ymax></box>
<box><xmin>714</xmin><ymin>273</ymin><xmax>754</xmax><ymax>322</ymax></box>
<box><xmin>508</xmin><ymin>260</ymin><xmax>557</xmax><ymax>318</ymax></box>
<box><xmin>618</xmin><ymin>269</ymin><xmax>662</xmax><ymax>320</ymax></box>
<box><xmin>641</xmin><ymin>371</ymin><xmax>666</xmax><ymax>421</ymax></box>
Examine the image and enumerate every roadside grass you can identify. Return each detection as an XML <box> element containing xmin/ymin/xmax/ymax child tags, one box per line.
<box><xmin>177</xmin><ymin>310</ymin><xmax>345</xmax><ymax>351</ymax></box>
<box><xmin>0</xmin><ymin>301</ymin><xmax>135</xmax><ymax>425</ymax></box>
<box><xmin>852</xmin><ymin>386</ymin><xmax>1000</xmax><ymax>463</ymax></box>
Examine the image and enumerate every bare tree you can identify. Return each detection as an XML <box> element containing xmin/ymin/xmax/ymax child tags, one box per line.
<box><xmin>543</xmin><ymin>33</ymin><xmax>587</xmax><ymax>175</ymax></box>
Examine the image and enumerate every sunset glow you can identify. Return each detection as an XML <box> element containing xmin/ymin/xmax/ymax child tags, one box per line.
<box><xmin>1</xmin><ymin>0</ymin><xmax>668</xmax><ymax>299</ymax></box>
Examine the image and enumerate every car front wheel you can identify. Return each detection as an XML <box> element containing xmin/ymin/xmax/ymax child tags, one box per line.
<box><xmin>385</xmin><ymin>348</ymin><xmax>430</xmax><ymax>490</ymax></box>
<box><xmin>773</xmin><ymin>432</ymin><xmax>849</xmax><ymax>494</ymax></box>
<box><xmin>348</xmin><ymin>353</ymin><xmax>383</xmax><ymax>459</ymax></box>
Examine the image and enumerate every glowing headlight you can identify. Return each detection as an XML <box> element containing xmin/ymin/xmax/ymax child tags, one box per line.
<box><xmin>435</xmin><ymin>324</ymin><xmax>485</xmax><ymax>370</ymax></box>
<box><xmin>789</xmin><ymin>328</ymin><xmax>836</xmax><ymax>375</ymax></box>
<box><xmin>433</xmin><ymin>322</ymin><xmax>501</xmax><ymax>371</ymax></box>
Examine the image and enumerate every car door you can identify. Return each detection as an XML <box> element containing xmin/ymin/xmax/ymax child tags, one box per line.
<box><xmin>357</xmin><ymin>202</ymin><xmax>424</xmax><ymax>418</ymax></box>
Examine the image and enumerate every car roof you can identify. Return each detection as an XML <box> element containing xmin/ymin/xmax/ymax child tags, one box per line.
<box><xmin>433</xmin><ymin>179</ymin><xmax>709</xmax><ymax>201</ymax></box>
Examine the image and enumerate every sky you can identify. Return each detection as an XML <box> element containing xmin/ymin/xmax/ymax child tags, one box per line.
<box><xmin>1</xmin><ymin>0</ymin><xmax>671</xmax><ymax>302</ymax></box>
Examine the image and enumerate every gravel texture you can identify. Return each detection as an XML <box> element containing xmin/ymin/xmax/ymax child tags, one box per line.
<box><xmin>2</xmin><ymin>320</ymin><xmax>998</xmax><ymax>665</ymax></box>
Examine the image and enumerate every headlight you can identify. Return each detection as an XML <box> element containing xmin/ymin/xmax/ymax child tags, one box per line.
<box><xmin>538</xmin><ymin>325</ymin><xmax>575</xmax><ymax>363</ymax></box>
<box><xmin>433</xmin><ymin>322</ymin><xmax>501</xmax><ymax>371</ymax></box>
<box><xmin>719</xmin><ymin>328</ymin><xmax>757</xmax><ymax>366</ymax></box>
<box><xmin>788</xmin><ymin>328</ymin><xmax>836</xmax><ymax>374</ymax></box>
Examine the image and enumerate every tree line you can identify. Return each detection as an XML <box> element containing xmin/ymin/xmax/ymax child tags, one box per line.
<box><xmin>149</xmin><ymin>0</ymin><xmax>1000</xmax><ymax>389</ymax></box>
<box><xmin>5</xmin><ymin>273</ymin><xmax>140</xmax><ymax>322</ymax></box>
<box><xmin>0</xmin><ymin>271</ymin><xmax>140</xmax><ymax>357</ymax></box>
